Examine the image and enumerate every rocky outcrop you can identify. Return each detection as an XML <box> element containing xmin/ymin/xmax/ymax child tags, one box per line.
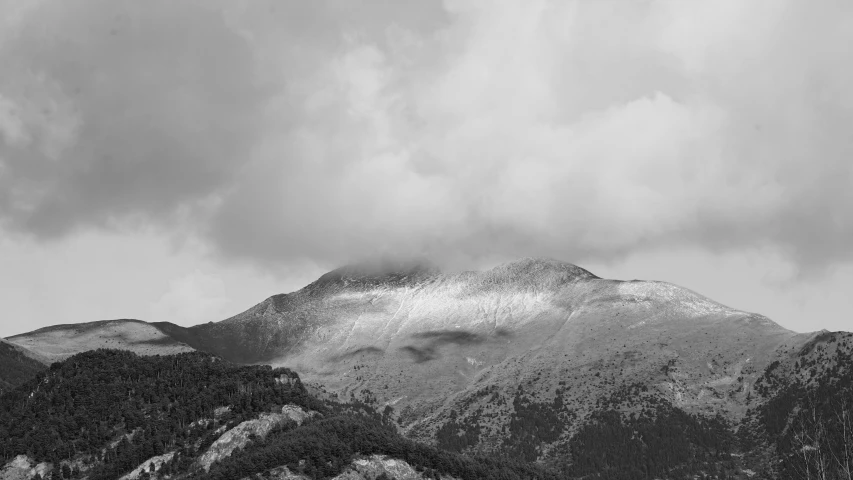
<box><xmin>332</xmin><ymin>455</ymin><xmax>458</xmax><ymax>480</ymax></box>
<box><xmin>199</xmin><ymin>405</ymin><xmax>316</xmax><ymax>471</ymax></box>
<box><xmin>118</xmin><ymin>452</ymin><xmax>175</xmax><ymax>480</ymax></box>
<box><xmin>280</xmin><ymin>404</ymin><xmax>313</xmax><ymax>425</ymax></box>
<box><xmin>0</xmin><ymin>456</ymin><xmax>50</xmax><ymax>480</ymax></box>
<box><xmin>240</xmin><ymin>465</ymin><xmax>308</xmax><ymax>480</ymax></box>
<box><xmin>242</xmin><ymin>455</ymin><xmax>458</xmax><ymax>480</ymax></box>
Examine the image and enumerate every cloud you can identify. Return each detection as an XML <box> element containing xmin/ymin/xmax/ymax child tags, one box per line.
<box><xmin>0</xmin><ymin>0</ymin><xmax>268</xmax><ymax>237</ymax></box>
<box><xmin>149</xmin><ymin>271</ymin><xmax>231</xmax><ymax>326</ymax></box>
<box><xmin>1</xmin><ymin>0</ymin><xmax>851</xmax><ymax>275</ymax></box>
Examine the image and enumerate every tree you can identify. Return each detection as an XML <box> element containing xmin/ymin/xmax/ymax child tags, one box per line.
<box><xmin>790</xmin><ymin>393</ymin><xmax>853</xmax><ymax>480</ymax></box>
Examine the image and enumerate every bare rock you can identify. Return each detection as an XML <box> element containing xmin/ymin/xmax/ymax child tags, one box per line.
<box><xmin>118</xmin><ymin>452</ymin><xmax>175</xmax><ymax>480</ymax></box>
<box><xmin>199</xmin><ymin>405</ymin><xmax>315</xmax><ymax>471</ymax></box>
<box><xmin>0</xmin><ymin>456</ymin><xmax>51</xmax><ymax>480</ymax></box>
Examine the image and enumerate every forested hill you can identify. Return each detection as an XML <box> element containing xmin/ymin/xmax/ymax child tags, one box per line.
<box><xmin>0</xmin><ymin>350</ymin><xmax>558</xmax><ymax>480</ymax></box>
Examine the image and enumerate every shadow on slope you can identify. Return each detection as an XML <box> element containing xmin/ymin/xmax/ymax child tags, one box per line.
<box><xmin>0</xmin><ymin>339</ymin><xmax>48</xmax><ymax>395</ymax></box>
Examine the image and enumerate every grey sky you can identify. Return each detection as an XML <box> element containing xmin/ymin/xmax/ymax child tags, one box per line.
<box><xmin>0</xmin><ymin>0</ymin><xmax>851</xmax><ymax>337</ymax></box>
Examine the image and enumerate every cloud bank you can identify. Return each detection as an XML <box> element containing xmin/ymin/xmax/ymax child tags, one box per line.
<box><xmin>1</xmin><ymin>0</ymin><xmax>851</xmax><ymax>274</ymax></box>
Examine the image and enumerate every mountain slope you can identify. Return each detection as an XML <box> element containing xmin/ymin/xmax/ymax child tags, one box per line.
<box><xmin>6</xmin><ymin>318</ymin><xmax>195</xmax><ymax>362</ymax></box>
<box><xmin>0</xmin><ymin>339</ymin><xmax>48</xmax><ymax>395</ymax></box>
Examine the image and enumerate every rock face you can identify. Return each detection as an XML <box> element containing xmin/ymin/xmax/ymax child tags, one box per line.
<box><xmin>242</xmin><ymin>465</ymin><xmax>308</xmax><ymax>480</ymax></box>
<box><xmin>332</xmin><ymin>455</ymin><xmax>459</xmax><ymax>480</ymax></box>
<box><xmin>242</xmin><ymin>455</ymin><xmax>459</xmax><ymax>480</ymax></box>
<box><xmin>199</xmin><ymin>405</ymin><xmax>316</xmax><ymax>471</ymax></box>
<box><xmin>280</xmin><ymin>404</ymin><xmax>314</xmax><ymax>425</ymax></box>
<box><xmin>0</xmin><ymin>456</ymin><xmax>50</xmax><ymax>480</ymax></box>
<box><xmin>118</xmin><ymin>452</ymin><xmax>175</xmax><ymax>480</ymax></box>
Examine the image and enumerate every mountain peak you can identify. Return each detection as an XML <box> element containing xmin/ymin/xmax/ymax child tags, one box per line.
<box><xmin>479</xmin><ymin>257</ymin><xmax>599</xmax><ymax>286</ymax></box>
<box><xmin>495</xmin><ymin>257</ymin><xmax>597</xmax><ymax>276</ymax></box>
<box><xmin>307</xmin><ymin>257</ymin><xmax>441</xmax><ymax>291</ymax></box>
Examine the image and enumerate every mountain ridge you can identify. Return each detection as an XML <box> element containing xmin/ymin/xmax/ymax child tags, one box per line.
<box><xmin>6</xmin><ymin>318</ymin><xmax>194</xmax><ymax>363</ymax></box>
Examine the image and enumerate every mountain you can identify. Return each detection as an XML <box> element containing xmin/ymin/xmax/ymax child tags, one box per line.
<box><xmin>5</xmin><ymin>257</ymin><xmax>852</xmax><ymax>478</ymax></box>
<box><xmin>0</xmin><ymin>339</ymin><xmax>49</xmax><ymax>395</ymax></box>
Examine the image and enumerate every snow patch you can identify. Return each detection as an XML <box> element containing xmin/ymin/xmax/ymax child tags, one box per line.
<box><xmin>616</xmin><ymin>281</ymin><xmax>738</xmax><ymax>317</ymax></box>
<box><xmin>627</xmin><ymin>320</ymin><xmax>646</xmax><ymax>330</ymax></box>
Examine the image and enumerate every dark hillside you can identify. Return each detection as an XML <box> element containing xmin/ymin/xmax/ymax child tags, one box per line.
<box><xmin>0</xmin><ymin>349</ymin><xmax>315</xmax><ymax>479</ymax></box>
<box><xmin>748</xmin><ymin>331</ymin><xmax>853</xmax><ymax>480</ymax></box>
<box><xmin>0</xmin><ymin>339</ymin><xmax>48</xmax><ymax>395</ymax></box>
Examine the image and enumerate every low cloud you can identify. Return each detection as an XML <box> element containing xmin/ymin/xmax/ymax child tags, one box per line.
<box><xmin>1</xmin><ymin>0</ymin><xmax>851</xmax><ymax>275</ymax></box>
<box><xmin>149</xmin><ymin>271</ymin><xmax>231</xmax><ymax>326</ymax></box>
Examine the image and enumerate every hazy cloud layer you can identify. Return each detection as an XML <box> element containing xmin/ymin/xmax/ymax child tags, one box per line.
<box><xmin>1</xmin><ymin>0</ymin><xmax>851</xmax><ymax>273</ymax></box>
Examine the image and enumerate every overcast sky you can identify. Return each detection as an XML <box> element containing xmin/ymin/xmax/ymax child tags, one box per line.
<box><xmin>1</xmin><ymin>0</ymin><xmax>851</xmax><ymax>338</ymax></box>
